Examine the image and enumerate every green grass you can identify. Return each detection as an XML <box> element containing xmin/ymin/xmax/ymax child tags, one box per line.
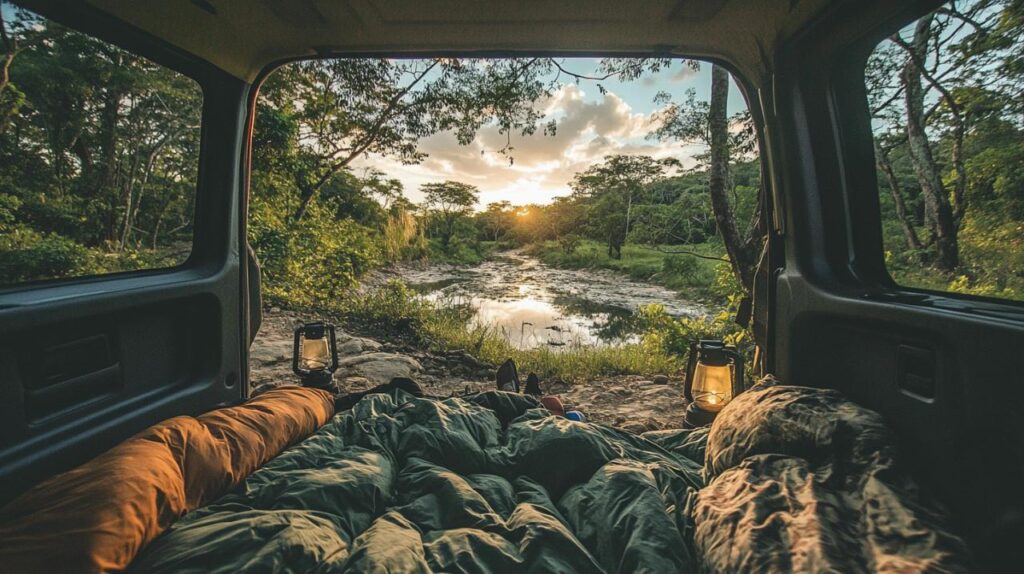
<box><xmin>424</xmin><ymin>316</ymin><xmax>684</xmax><ymax>382</ymax></box>
<box><xmin>522</xmin><ymin>239</ymin><xmax>729</xmax><ymax>303</ymax></box>
<box><xmin>424</xmin><ymin>239</ymin><xmax>512</xmax><ymax>265</ymax></box>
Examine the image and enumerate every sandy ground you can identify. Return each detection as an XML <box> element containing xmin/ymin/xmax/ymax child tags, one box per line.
<box><xmin>249</xmin><ymin>308</ymin><xmax>690</xmax><ymax>433</ymax></box>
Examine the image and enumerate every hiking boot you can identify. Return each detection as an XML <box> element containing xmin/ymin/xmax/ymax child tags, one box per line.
<box><xmin>495</xmin><ymin>358</ymin><xmax>520</xmax><ymax>393</ymax></box>
<box><xmin>524</xmin><ymin>373</ymin><xmax>543</xmax><ymax>396</ymax></box>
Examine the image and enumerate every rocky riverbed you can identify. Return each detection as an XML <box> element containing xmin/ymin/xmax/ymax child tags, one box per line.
<box><xmin>249</xmin><ymin>307</ymin><xmax>690</xmax><ymax>432</ymax></box>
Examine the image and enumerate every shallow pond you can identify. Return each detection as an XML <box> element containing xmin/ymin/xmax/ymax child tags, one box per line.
<box><xmin>378</xmin><ymin>252</ymin><xmax>707</xmax><ymax>349</ymax></box>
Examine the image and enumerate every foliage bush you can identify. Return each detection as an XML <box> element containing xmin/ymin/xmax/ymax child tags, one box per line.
<box><xmin>0</xmin><ymin>228</ymin><xmax>90</xmax><ymax>283</ymax></box>
<box><xmin>433</xmin><ymin>236</ymin><xmax>486</xmax><ymax>265</ymax></box>
<box><xmin>558</xmin><ymin>234</ymin><xmax>581</xmax><ymax>254</ymax></box>
<box><xmin>249</xmin><ymin>191</ymin><xmax>382</xmax><ymax>307</ymax></box>
<box><xmin>526</xmin><ymin>239</ymin><xmax>729</xmax><ymax>303</ymax></box>
<box><xmin>661</xmin><ymin>254</ymin><xmax>715</xmax><ymax>289</ymax></box>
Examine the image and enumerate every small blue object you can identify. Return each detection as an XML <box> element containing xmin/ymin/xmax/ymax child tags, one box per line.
<box><xmin>565</xmin><ymin>410</ymin><xmax>586</xmax><ymax>422</ymax></box>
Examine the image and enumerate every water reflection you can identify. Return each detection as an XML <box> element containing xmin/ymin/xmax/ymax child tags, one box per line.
<box><xmin>405</xmin><ymin>253</ymin><xmax>705</xmax><ymax>350</ymax></box>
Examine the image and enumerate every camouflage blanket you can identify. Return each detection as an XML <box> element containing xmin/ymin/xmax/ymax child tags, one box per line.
<box><xmin>694</xmin><ymin>383</ymin><xmax>971</xmax><ymax>572</ymax></box>
<box><xmin>130</xmin><ymin>385</ymin><xmax>970</xmax><ymax>572</ymax></box>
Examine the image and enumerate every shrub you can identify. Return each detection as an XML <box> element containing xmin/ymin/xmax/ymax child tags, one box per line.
<box><xmin>249</xmin><ymin>195</ymin><xmax>381</xmax><ymax>308</ymax></box>
<box><xmin>558</xmin><ymin>234</ymin><xmax>581</xmax><ymax>254</ymax></box>
<box><xmin>0</xmin><ymin>228</ymin><xmax>90</xmax><ymax>283</ymax></box>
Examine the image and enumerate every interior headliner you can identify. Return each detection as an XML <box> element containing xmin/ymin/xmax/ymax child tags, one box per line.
<box><xmin>72</xmin><ymin>0</ymin><xmax>836</xmax><ymax>82</ymax></box>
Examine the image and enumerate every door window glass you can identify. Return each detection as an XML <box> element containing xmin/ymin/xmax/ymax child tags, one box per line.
<box><xmin>866</xmin><ymin>0</ymin><xmax>1024</xmax><ymax>301</ymax></box>
<box><xmin>0</xmin><ymin>2</ymin><xmax>202</xmax><ymax>287</ymax></box>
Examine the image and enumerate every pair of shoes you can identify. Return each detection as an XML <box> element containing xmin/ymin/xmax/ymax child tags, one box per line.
<box><xmin>496</xmin><ymin>359</ymin><xmax>544</xmax><ymax>396</ymax></box>
<box><xmin>540</xmin><ymin>396</ymin><xmax>565</xmax><ymax>417</ymax></box>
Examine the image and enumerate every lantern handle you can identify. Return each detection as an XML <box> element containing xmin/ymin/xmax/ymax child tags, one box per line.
<box><xmin>683</xmin><ymin>341</ymin><xmax>698</xmax><ymax>402</ymax></box>
<box><xmin>292</xmin><ymin>324</ymin><xmax>305</xmax><ymax>376</ymax></box>
<box><xmin>327</xmin><ymin>324</ymin><xmax>339</xmax><ymax>373</ymax></box>
<box><xmin>723</xmin><ymin>345</ymin><xmax>745</xmax><ymax>397</ymax></box>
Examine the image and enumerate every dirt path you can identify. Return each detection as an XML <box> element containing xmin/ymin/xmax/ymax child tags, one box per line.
<box><xmin>250</xmin><ymin>308</ymin><xmax>690</xmax><ymax>432</ymax></box>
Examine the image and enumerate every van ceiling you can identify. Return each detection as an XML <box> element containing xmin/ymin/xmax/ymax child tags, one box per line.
<box><xmin>79</xmin><ymin>0</ymin><xmax>834</xmax><ymax>81</ymax></box>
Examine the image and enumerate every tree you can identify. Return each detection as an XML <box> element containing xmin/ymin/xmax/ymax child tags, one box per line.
<box><xmin>895</xmin><ymin>14</ymin><xmax>963</xmax><ymax>270</ymax></box>
<box><xmin>421</xmin><ymin>181</ymin><xmax>479</xmax><ymax>249</ymax></box>
<box><xmin>865</xmin><ymin>0</ymin><xmax>1024</xmax><ymax>273</ymax></box>
<box><xmin>259</xmin><ymin>58</ymin><xmax>566</xmax><ymax>222</ymax></box>
<box><xmin>543</xmin><ymin>196</ymin><xmax>581</xmax><ymax>241</ymax></box>
<box><xmin>860</xmin><ymin>0</ymin><xmax>1024</xmax><ymax>298</ymax></box>
<box><xmin>874</xmin><ymin>138</ymin><xmax>925</xmax><ymax>253</ymax></box>
<box><xmin>0</xmin><ymin>7</ymin><xmax>33</xmax><ymax>133</ymax></box>
<box><xmin>359</xmin><ymin>169</ymin><xmax>405</xmax><ymax>211</ymax></box>
<box><xmin>570</xmin><ymin>155</ymin><xmax>679</xmax><ymax>259</ymax></box>
<box><xmin>651</xmin><ymin>65</ymin><xmax>762</xmax><ymax>291</ymax></box>
<box><xmin>1</xmin><ymin>9</ymin><xmax>200</xmax><ymax>250</ymax></box>
<box><xmin>478</xmin><ymin>200</ymin><xmax>514</xmax><ymax>241</ymax></box>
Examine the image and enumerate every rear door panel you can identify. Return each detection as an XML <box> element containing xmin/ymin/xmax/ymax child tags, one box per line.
<box><xmin>0</xmin><ymin>1</ymin><xmax>249</xmax><ymax>506</ymax></box>
<box><xmin>767</xmin><ymin>0</ymin><xmax>1024</xmax><ymax>566</ymax></box>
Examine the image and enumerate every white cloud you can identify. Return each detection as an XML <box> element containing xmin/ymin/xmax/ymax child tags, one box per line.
<box><xmin>352</xmin><ymin>85</ymin><xmax>694</xmax><ymax>209</ymax></box>
<box><xmin>671</xmin><ymin>65</ymin><xmax>699</xmax><ymax>83</ymax></box>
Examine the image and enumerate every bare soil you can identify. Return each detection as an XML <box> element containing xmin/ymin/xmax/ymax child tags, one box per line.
<box><xmin>250</xmin><ymin>307</ymin><xmax>689</xmax><ymax>432</ymax></box>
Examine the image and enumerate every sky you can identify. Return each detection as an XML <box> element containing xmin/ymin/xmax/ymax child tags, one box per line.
<box><xmin>352</xmin><ymin>59</ymin><xmax>749</xmax><ymax>210</ymax></box>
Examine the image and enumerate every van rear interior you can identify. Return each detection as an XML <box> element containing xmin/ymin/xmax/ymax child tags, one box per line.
<box><xmin>1</xmin><ymin>1</ymin><xmax>1022</xmax><ymax>572</ymax></box>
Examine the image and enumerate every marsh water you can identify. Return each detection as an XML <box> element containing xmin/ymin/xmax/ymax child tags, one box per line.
<box><xmin>373</xmin><ymin>252</ymin><xmax>707</xmax><ymax>349</ymax></box>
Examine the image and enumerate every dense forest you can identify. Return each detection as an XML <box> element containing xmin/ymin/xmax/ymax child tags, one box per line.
<box><xmin>0</xmin><ymin>5</ymin><xmax>201</xmax><ymax>283</ymax></box>
<box><xmin>867</xmin><ymin>0</ymin><xmax>1024</xmax><ymax>299</ymax></box>
<box><xmin>1</xmin><ymin>0</ymin><xmax>1021</xmax><ymax>309</ymax></box>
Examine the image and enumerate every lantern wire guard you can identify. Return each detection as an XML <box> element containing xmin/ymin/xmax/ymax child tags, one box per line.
<box><xmin>683</xmin><ymin>339</ymin><xmax>744</xmax><ymax>428</ymax></box>
<box><xmin>293</xmin><ymin>321</ymin><xmax>338</xmax><ymax>390</ymax></box>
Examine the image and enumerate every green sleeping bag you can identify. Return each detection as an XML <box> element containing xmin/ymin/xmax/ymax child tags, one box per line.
<box><xmin>130</xmin><ymin>390</ymin><xmax>707</xmax><ymax>573</ymax></box>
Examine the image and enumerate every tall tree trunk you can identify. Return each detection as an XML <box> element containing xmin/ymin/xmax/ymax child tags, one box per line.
<box><xmin>118</xmin><ymin>150</ymin><xmax>141</xmax><ymax>251</ymax></box>
<box><xmin>151</xmin><ymin>201</ymin><xmax>169</xmax><ymax>249</ymax></box>
<box><xmin>0</xmin><ymin>10</ymin><xmax>21</xmax><ymax>135</ymax></box>
<box><xmin>442</xmin><ymin>214</ymin><xmax>455</xmax><ymax>249</ymax></box>
<box><xmin>707</xmin><ymin>64</ymin><xmax>757</xmax><ymax>292</ymax></box>
<box><xmin>99</xmin><ymin>57</ymin><xmax>124</xmax><ymax>245</ymax></box>
<box><xmin>874</xmin><ymin>141</ymin><xmax>924</xmax><ymax>253</ymax></box>
<box><xmin>122</xmin><ymin>132</ymin><xmax>176</xmax><ymax>249</ymax></box>
<box><xmin>292</xmin><ymin>180</ymin><xmax>317</xmax><ymax>223</ymax></box>
<box><xmin>900</xmin><ymin>17</ymin><xmax>959</xmax><ymax>271</ymax></box>
<box><xmin>624</xmin><ymin>188</ymin><xmax>633</xmax><ymax>239</ymax></box>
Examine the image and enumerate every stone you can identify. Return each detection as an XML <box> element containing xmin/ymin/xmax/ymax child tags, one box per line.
<box><xmin>248</xmin><ymin>339</ymin><xmax>293</xmax><ymax>365</ymax></box>
<box><xmin>358</xmin><ymin>337</ymin><xmax>383</xmax><ymax>351</ymax></box>
<box><xmin>653</xmin><ymin>374</ymin><xmax>670</xmax><ymax>385</ymax></box>
<box><xmin>338</xmin><ymin>352</ymin><xmax>423</xmax><ymax>385</ymax></box>
<box><xmin>640</xmin><ymin>385</ymin><xmax>678</xmax><ymax>398</ymax></box>
<box><xmin>336</xmin><ymin>336</ymin><xmax>382</xmax><ymax>356</ymax></box>
<box><xmin>339</xmin><ymin>376</ymin><xmax>372</xmax><ymax>391</ymax></box>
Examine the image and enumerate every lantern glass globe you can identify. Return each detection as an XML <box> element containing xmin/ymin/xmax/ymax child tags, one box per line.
<box><xmin>299</xmin><ymin>336</ymin><xmax>331</xmax><ymax>371</ymax></box>
<box><xmin>692</xmin><ymin>361</ymin><xmax>734</xmax><ymax>412</ymax></box>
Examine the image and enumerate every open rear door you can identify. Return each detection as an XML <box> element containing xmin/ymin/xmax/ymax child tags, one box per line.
<box><xmin>0</xmin><ymin>1</ymin><xmax>251</xmax><ymax>505</ymax></box>
<box><xmin>764</xmin><ymin>0</ymin><xmax>1024</xmax><ymax>568</ymax></box>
